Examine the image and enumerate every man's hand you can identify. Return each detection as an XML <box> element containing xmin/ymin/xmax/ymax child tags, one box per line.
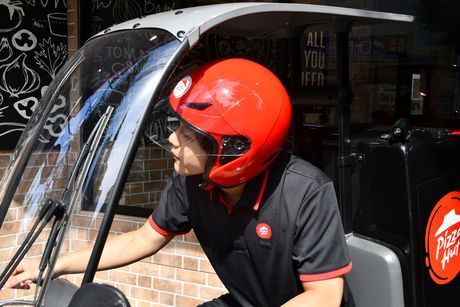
<box><xmin>5</xmin><ymin>258</ymin><xmax>40</xmax><ymax>289</ymax></box>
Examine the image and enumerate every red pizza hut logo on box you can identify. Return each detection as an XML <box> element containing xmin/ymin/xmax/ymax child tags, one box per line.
<box><xmin>425</xmin><ymin>191</ymin><xmax>460</xmax><ymax>285</ymax></box>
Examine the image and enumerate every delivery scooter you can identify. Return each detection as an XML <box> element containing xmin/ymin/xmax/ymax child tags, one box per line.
<box><xmin>0</xmin><ymin>3</ymin><xmax>456</xmax><ymax>307</ymax></box>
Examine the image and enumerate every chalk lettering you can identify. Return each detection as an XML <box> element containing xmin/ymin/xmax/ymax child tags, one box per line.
<box><xmin>306</xmin><ymin>31</ymin><xmax>325</xmax><ymax>48</ymax></box>
<box><xmin>304</xmin><ymin>50</ymin><xmax>325</xmax><ymax>69</ymax></box>
<box><xmin>302</xmin><ymin>71</ymin><xmax>325</xmax><ymax>87</ymax></box>
<box><xmin>145</xmin><ymin>0</ymin><xmax>176</xmax><ymax>13</ymax></box>
<box><xmin>107</xmin><ymin>46</ymin><xmax>136</xmax><ymax>59</ymax></box>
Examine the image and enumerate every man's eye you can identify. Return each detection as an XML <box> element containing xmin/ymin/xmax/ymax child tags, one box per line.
<box><xmin>182</xmin><ymin>132</ymin><xmax>193</xmax><ymax>141</ymax></box>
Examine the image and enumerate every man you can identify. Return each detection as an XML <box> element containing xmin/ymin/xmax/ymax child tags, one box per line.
<box><xmin>7</xmin><ymin>58</ymin><xmax>351</xmax><ymax>306</ymax></box>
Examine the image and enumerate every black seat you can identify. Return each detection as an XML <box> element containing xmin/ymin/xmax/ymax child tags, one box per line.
<box><xmin>68</xmin><ymin>283</ymin><xmax>130</xmax><ymax>307</ymax></box>
<box><xmin>44</xmin><ymin>278</ymin><xmax>78</xmax><ymax>307</ymax></box>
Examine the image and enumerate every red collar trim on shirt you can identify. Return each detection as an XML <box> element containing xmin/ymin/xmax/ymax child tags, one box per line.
<box><xmin>209</xmin><ymin>170</ymin><xmax>270</xmax><ymax>214</ymax></box>
<box><xmin>252</xmin><ymin>169</ymin><xmax>269</xmax><ymax>211</ymax></box>
<box><xmin>219</xmin><ymin>193</ymin><xmax>234</xmax><ymax>215</ymax></box>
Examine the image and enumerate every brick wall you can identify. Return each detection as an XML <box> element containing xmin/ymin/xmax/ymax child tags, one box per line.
<box><xmin>119</xmin><ymin>146</ymin><xmax>171</xmax><ymax>210</ymax></box>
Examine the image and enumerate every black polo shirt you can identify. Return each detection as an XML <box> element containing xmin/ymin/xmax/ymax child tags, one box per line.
<box><xmin>149</xmin><ymin>151</ymin><xmax>351</xmax><ymax>306</ymax></box>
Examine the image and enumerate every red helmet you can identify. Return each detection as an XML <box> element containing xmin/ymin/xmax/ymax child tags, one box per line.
<box><xmin>169</xmin><ymin>58</ymin><xmax>291</xmax><ymax>187</ymax></box>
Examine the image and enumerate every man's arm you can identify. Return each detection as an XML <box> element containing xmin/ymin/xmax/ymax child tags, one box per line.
<box><xmin>6</xmin><ymin>220</ymin><xmax>172</xmax><ymax>289</ymax></box>
<box><xmin>281</xmin><ymin>276</ymin><xmax>344</xmax><ymax>307</ymax></box>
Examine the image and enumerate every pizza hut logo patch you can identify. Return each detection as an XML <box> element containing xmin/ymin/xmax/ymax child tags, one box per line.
<box><xmin>425</xmin><ymin>191</ymin><xmax>460</xmax><ymax>285</ymax></box>
<box><xmin>256</xmin><ymin>223</ymin><xmax>272</xmax><ymax>240</ymax></box>
<box><xmin>173</xmin><ymin>76</ymin><xmax>192</xmax><ymax>98</ymax></box>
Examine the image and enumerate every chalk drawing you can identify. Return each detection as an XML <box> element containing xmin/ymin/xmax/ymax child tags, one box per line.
<box><xmin>0</xmin><ymin>53</ymin><xmax>40</xmax><ymax>98</ymax></box>
<box><xmin>40</xmin><ymin>85</ymin><xmax>66</xmax><ymax>113</ymax></box>
<box><xmin>0</xmin><ymin>0</ymin><xmax>24</xmax><ymax>33</ymax></box>
<box><xmin>0</xmin><ymin>92</ymin><xmax>6</xmax><ymax>117</ymax></box>
<box><xmin>34</xmin><ymin>37</ymin><xmax>67</xmax><ymax>78</ymax></box>
<box><xmin>25</xmin><ymin>0</ymin><xmax>36</xmax><ymax>6</ymax></box>
<box><xmin>112</xmin><ymin>0</ymin><xmax>142</xmax><ymax>24</ymax></box>
<box><xmin>14</xmin><ymin>96</ymin><xmax>38</xmax><ymax>119</ymax></box>
<box><xmin>40</xmin><ymin>0</ymin><xmax>66</xmax><ymax>9</ymax></box>
<box><xmin>32</xmin><ymin>19</ymin><xmax>45</xmax><ymax>28</ymax></box>
<box><xmin>0</xmin><ymin>122</ymin><xmax>26</xmax><ymax>137</ymax></box>
<box><xmin>0</xmin><ymin>0</ymin><xmax>67</xmax><ymax>149</ymax></box>
<box><xmin>43</xmin><ymin>113</ymin><xmax>66</xmax><ymax>137</ymax></box>
<box><xmin>92</xmin><ymin>0</ymin><xmax>111</xmax><ymax>11</ymax></box>
<box><xmin>0</xmin><ymin>38</ymin><xmax>13</xmax><ymax>62</ymax></box>
<box><xmin>12</xmin><ymin>29</ymin><xmax>38</xmax><ymax>51</ymax></box>
<box><xmin>51</xmin><ymin>95</ymin><xmax>66</xmax><ymax>113</ymax></box>
<box><xmin>39</xmin><ymin>85</ymin><xmax>67</xmax><ymax>141</ymax></box>
<box><xmin>47</xmin><ymin>12</ymin><xmax>66</xmax><ymax>37</ymax></box>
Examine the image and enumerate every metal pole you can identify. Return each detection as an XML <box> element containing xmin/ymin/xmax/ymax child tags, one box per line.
<box><xmin>335</xmin><ymin>19</ymin><xmax>353</xmax><ymax>234</ymax></box>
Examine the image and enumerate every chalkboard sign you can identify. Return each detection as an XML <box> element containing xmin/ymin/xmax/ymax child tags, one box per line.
<box><xmin>80</xmin><ymin>0</ymin><xmax>184</xmax><ymax>44</ymax></box>
<box><xmin>0</xmin><ymin>0</ymin><xmax>67</xmax><ymax>149</ymax></box>
<box><xmin>300</xmin><ymin>27</ymin><xmax>330</xmax><ymax>88</ymax></box>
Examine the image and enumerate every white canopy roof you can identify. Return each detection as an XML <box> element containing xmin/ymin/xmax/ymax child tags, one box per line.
<box><xmin>93</xmin><ymin>2</ymin><xmax>414</xmax><ymax>46</ymax></box>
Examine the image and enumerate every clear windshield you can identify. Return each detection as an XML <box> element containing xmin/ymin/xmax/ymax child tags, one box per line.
<box><xmin>0</xmin><ymin>28</ymin><xmax>180</xmax><ymax>296</ymax></box>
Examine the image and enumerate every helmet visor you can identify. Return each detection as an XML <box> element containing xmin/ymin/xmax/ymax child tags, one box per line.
<box><xmin>145</xmin><ymin>98</ymin><xmax>250</xmax><ymax>163</ymax></box>
<box><xmin>145</xmin><ymin>98</ymin><xmax>211</xmax><ymax>156</ymax></box>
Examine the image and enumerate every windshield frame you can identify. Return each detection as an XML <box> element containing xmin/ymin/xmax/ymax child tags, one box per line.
<box><xmin>81</xmin><ymin>36</ymin><xmax>190</xmax><ymax>284</ymax></box>
<box><xmin>0</xmin><ymin>29</ymin><xmax>190</xmax><ymax>289</ymax></box>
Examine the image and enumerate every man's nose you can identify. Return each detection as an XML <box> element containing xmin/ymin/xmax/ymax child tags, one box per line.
<box><xmin>168</xmin><ymin>130</ymin><xmax>179</xmax><ymax>146</ymax></box>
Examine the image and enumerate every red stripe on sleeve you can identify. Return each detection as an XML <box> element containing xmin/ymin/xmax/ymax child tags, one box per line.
<box><xmin>299</xmin><ymin>262</ymin><xmax>352</xmax><ymax>282</ymax></box>
<box><xmin>148</xmin><ymin>216</ymin><xmax>189</xmax><ymax>236</ymax></box>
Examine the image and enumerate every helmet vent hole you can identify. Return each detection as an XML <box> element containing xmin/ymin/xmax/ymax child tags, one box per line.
<box><xmin>184</xmin><ymin>102</ymin><xmax>212</xmax><ymax>110</ymax></box>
